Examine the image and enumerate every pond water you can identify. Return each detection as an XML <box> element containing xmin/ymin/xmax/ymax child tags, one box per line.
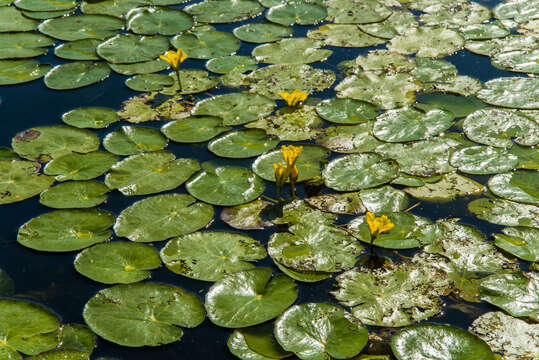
<box><xmin>0</xmin><ymin>0</ymin><xmax>538</xmax><ymax>359</ymax></box>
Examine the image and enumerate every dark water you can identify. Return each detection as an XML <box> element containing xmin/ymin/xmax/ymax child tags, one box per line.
<box><xmin>0</xmin><ymin>0</ymin><xmax>525</xmax><ymax>359</ymax></box>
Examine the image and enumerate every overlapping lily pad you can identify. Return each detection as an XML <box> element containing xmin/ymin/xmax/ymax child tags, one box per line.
<box><xmin>0</xmin><ymin>59</ymin><xmax>51</xmax><ymax>85</ymax></box>
<box><xmin>419</xmin><ymin>2</ymin><xmax>491</xmax><ymax>28</ymax></box>
<box><xmin>220</xmin><ymin>200</ymin><xmax>272</xmax><ymax>231</ymax></box>
<box><xmin>96</xmin><ymin>34</ymin><xmax>169</xmax><ymax>64</ymax></box>
<box><xmin>161</xmin><ymin>116</ymin><xmax>230</xmax><ymax>143</ymax></box>
<box><xmin>160</xmin><ymin>231</ymin><xmax>266</xmax><ymax>281</ymax></box>
<box><xmin>315</xmin><ymin>98</ymin><xmax>378</xmax><ymax>124</ymax></box>
<box><xmin>109</xmin><ymin>59</ymin><xmax>168</xmax><ymax>75</ymax></box>
<box><xmin>14</xmin><ymin>0</ymin><xmax>76</xmax><ymax>11</ymax></box>
<box><xmin>307</xmin><ymin>24</ymin><xmax>386</xmax><ymax>48</ymax></box>
<box><xmin>114</xmin><ymin>194</ymin><xmax>214</xmax><ymax>242</ymax></box>
<box><xmin>105</xmin><ymin>151</ymin><xmax>199</xmax><ymax>196</ymax></box>
<box><xmin>493</xmin><ymin>0</ymin><xmax>539</xmax><ymax>23</ymax></box>
<box><xmin>493</xmin><ymin>227</ymin><xmax>539</xmax><ymax>262</ymax></box>
<box><xmin>185</xmin><ymin>0</ymin><xmax>262</xmax><ymax>23</ymax></box>
<box><xmin>57</xmin><ymin>324</ymin><xmax>95</xmax><ymax>354</ymax></box>
<box><xmin>75</xmin><ymin>241</ymin><xmax>161</xmax><ymax>284</ymax></box>
<box><xmin>205</xmin><ymin>56</ymin><xmax>257</xmax><ymax>74</ymax></box>
<box><xmin>208</xmin><ymin>129</ymin><xmax>279</xmax><ymax>159</ymax></box>
<box><xmin>316</xmin><ymin>122</ymin><xmax>383</xmax><ymax>154</ymax></box>
<box><xmin>54</xmin><ymin>39</ymin><xmax>100</xmax><ymax>61</ymax></box>
<box><xmin>158</xmin><ymin>70</ymin><xmax>219</xmax><ymax>95</ymax></box>
<box><xmin>388</xmin><ymin>26</ymin><xmax>464</xmax><ymax>58</ymax></box>
<box><xmin>103</xmin><ymin>126</ymin><xmax>167</xmax><ymax>155</ymax></box>
<box><xmin>488</xmin><ymin>171</ymin><xmax>538</xmax><ymax>205</ymax></box>
<box><xmin>44</xmin><ymin>61</ymin><xmax>110</xmax><ymax>90</ymax></box>
<box><xmin>326</xmin><ymin>0</ymin><xmax>391</xmax><ymax>24</ymax></box>
<box><xmin>359</xmin><ymin>185</ymin><xmax>409</xmax><ymax>213</ymax></box>
<box><xmin>39</xmin><ymin>181</ymin><xmax>108</xmax><ymax>209</ymax></box>
<box><xmin>83</xmin><ymin>282</ymin><xmax>206</xmax><ymax>346</ymax></box>
<box><xmin>470</xmin><ymin>197</ymin><xmax>539</xmax><ymax>229</ymax></box>
<box><xmin>205</xmin><ymin>268</ymin><xmax>298</xmax><ymax>328</ymax></box>
<box><xmin>38</xmin><ymin>15</ymin><xmax>123</xmax><ymax>41</ymax></box>
<box><xmin>0</xmin><ymin>33</ymin><xmax>54</xmax><ymax>59</ymax></box>
<box><xmin>62</xmin><ymin>107</ymin><xmax>118</xmax><ymax>129</ymax></box>
<box><xmin>0</xmin><ymin>6</ymin><xmax>38</xmax><ymax>32</ymax></box>
<box><xmin>0</xmin><ymin>160</ymin><xmax>54</xmax><ymax>204</ymax></box>
<box><xmin>80</xmin><ymin>0</ymin><xmax>148</xmax><ymax>18</ymax></box>
<box><xmin>126</xmin><ymin>6</ymin><xmax>193</xmax><ymax>35</ymax></box>
<box><xmin>233</xmin><ymin>22</ymin><xmax>291</xmax><ymax>43</ymax></box>
<box><xmin>170</xmin><ymin>27</ymin><xmax>240</xmax><ymax>59</ymax></box>
<box><xmin>305</xmin><ymin>192</ymin><xmax>365</xmax><ymax>215</ymax></box>
<box><xmin>125</xmin><ymin>74</ymin><xmax>174</xmax><ymax>92</ymax></box>
<box><xmin>252</xmin><ymin>38</ymin><xmax>332</xmax><ymax>64</ymax></box>
<box><xmin>491</xmin><ymin>48</ymin><xmax>539</xmax><ymax>74</ymax></box>
<box><xmin>477</xmin><ymin>77</ymin><xmax>539</xmax><ymax>109</ymax></box>
<box><xmin>358</xmin><ymin>8</ymin><xmax>418</xmax><ymax>39</ymax></box>
<box><xmin>266</xmin><ymin>2</ymin><xmax>326</xmax><ymax>26</ymax></box>
<box><xmin>450</xmin><ymin>145</ymin><xmax>519</xmax><ymax>175</ymax></box>
<box><xmin>18</xmin><ymin>209</ymin><xmax>115</xmax><ymax>252</ymax></box>
<box><xmin>404</xmin><ymin>172</ymin><xmax>483</xmax><ymax>202</ymax></box>
<box><xmin>43</xmin><ymin>151</ymin><xmax>117</xmax><ymax>181</ymax></box>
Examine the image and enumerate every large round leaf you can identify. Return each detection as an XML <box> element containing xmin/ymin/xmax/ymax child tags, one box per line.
<box><xmin>103</xmin><ymin>126</ymin><xmax>167</xmax><ymax>156</ymax></box>
<box><xmin>0</xmin><ymin>6</ymin><xmax>38</xmax><ymax>32</ymax></box>
<box><xmin>161</xmin><ymin>116</ymin><xmax>230</xmax><ymax>143</ymax></box>
<box><xmin>39</xmin><ymin>181</ymin><xmax>108</xmax><ymax>209</ymax></box>
<box><xmin>185</xmin><ymin>0</ymin><xmax>263</xmax><ymax>23</ymax></box>
<box><xmin>83</xmin><ymin>282</ymin><xmax>205</xmax><ymax>347</ymax></box>
<box><xmin>468</xmin><ymin>198</ymin><xmax>539</xmax><ymax>228</ymax></box>
<box><xmin>266</xmin><ymin>2</ymin><xmax>326</xmax><ymax>26</ymax></box>
<box><xmin>205</xmin><ymin>55</ymin><xmax>257</xmax><ymax>74</ymax></box>
<box><xmin>252</xmin><ymin>38</ymin><xmax>332</xmax><ymax>65</ymax></box>
<box><xmin>208</xmin><ymin>129</ymin><xmax>279</xmax><ymax>158</ymax></box>
<box><xmin>359</xmin><ymin>185</ymin><xmax>409</xmax><ymax>213</ymax></box>
<box><xmin>0</xmin><ymin>160</ymin><xmax>54</xmax><ymax>205</ymax></box>
<box><xmin>158</xmin><ymin>70</ymin><xmax>219</xmax><ymax>95</ymax></box>
<box><xmin>44</xmin><ymin>61</ymin><xmax>110</xmax><ymax>90</ymax></box>
<box><xmin>160</xmin><ymin>231</ymin><xmax>266</xmax><ymax>281</ymax></box>
<box><xmin>114</xmin><ymin>194</ymin><xmax>214</xmax><ymax>242</ymax></box>
<box><xmin>323</xmin><ymin>153</ymin><xmax>399</xmax><ymax>191</ymax></box>
<box><xmin>305</xmin><ymin>192</ymin><xmax>366</xmax><ymax>215</ymax></box>
<box><xmin>307</xmin><ymin>24</ymin><xmax>386</xmax><ymax>48</ymax></box>
<box><xmin>57</xmin><ymin>324</ymin><xmax>96</xmax><ymax>354</ymax></box>
<box><xmin>186</xmin><ymin>165</ymin><xmax>264</xmax><ymax>206</ymax></box>
<box><xmin>391</xmin><ymin>324</ymin><xmax>495</xmax><ymax>360</ymax></box>
<box><xmin>0</xmin><ymin>33</ymin><xmax>54</xmax><ymax>60</ymax></box>
<box><xmin>275</xmin><ymin>303</ymin><xmax>368</xmax><ymax>360</ymax></box>
<box><xmin>0</xmin><ymin>299</ymin><xmax>60</xmax><ymax>357</ymax></box>
<box><xmin>252</xmin><ymin>145</ymin><xmax>329</xmax><ymax>182</ymax></box>
<box><xmin>125</xmin><ymin>74</ymin><xmax>173</xmax><ymax>92</ymax></box>
<box><xmin>477</xmin><ymin>77</ymin><xmax>539</xmax><ymax>109</ymax></box>
<box><xmin>233</xmin><ymin>22</ymin><xmax>291</xmax><ymax>43</ymax></box>
<box><xmin>315</xmin><ymin>98</ymin><xmax>378</xmax><ymax>124</ymax></box>
<box><xmin>0</xmin><ymin>59</ymin><xmax>50</xmax><ymax>85</ymax></box>
<box><xmin>220</xmin><ymin>200</ymin><xmax>272</xmax><ymax>231</ymax></box>
<box><xmin>80</xmin><ymin>0</ymin><xmax>148</xmax><ymax>18</ymax></box>
<box><xmin>105</xmin><ymin>151</ymin><xmax>199</xmax><ymax>196</ymax></box>
<box><xmin>54</xmin><ymin>39</ymin><xmax>100</xmax><ymax>61</ymax></box>
<box><xmin>62</xmin><ymin>107</ymin><xmax>118</xmax><ymax>129</ymax></box>
<box><xmin>493</xmin><ymin>227</ymin><xmax>539</xmax><ymax>262</ymax></box>
<box><xmin>205</xmin><ymin>268</ymin><xmax>298</xmax><ymax>328</ymax></box>
<box><xmin>450</xmin><ymin>145</ymin><xmax>519</xmax><ymax>175</ymax></box>
<box><xmin>96</xmin><ymin>34</ymin><xmax>169</xmax><ymax>64</ymax></box>
<box><xmin>75</xmin><ymin>241</ymin><xmax>161</xmax><ymax>284</ymax></box>
<box><xmin>43</xmin><ymin>151</ymin><xmax>118</xmax><ymax>181</ymax></box>
<box><xmin>326</xmin><ymin>0</ymin><xmax>391</xmax><ymax>24</ymax></box>
<box><xmin>316</xmin><ymin>122</ymin><xmax>383</xmax><ymax>154</ymax></box>
<box><xmin>488</xmin><ymin>171</ymin><xmax>538</xmax><ymax>205</ymax></box>
<box><xmin>14</xmin><ymin>0</ymin><xmax>76</xmax><ymax>11</ymax></box>
<box><xmin>109</xmin><ymin>58</ymin><xmax>168</xmax><ymax>75</ymax></box>
<box><xmin>38</xmin><ymin>15</ymin><xmax>123</xmax><ymax>41</ymax></box>
<box><xmin>17</xmin><ymin>209</ymin><xmax>115</xmax><ymax>252</ymax></box>
<box><xmin>170</xmin><ymin>28</ymin><xmax>240</xmax><ymax>59</ymax></box>
<box><xmin>404</xmin><ymin>172</ymin><xmax>484</xmax><ymax>202</ymax></box>
<box><xmin>12</xmin><ymin>125</ymin><xmax>99</xmax><ymax>162</ymax></box>
<box><xmin>492</xmin><ymin>48</ymin><xmax>539</xmax><ymax>75</ymax></box>
<box><xmin>388</xmin><ymin>26</ymin><xmax>464</xmax><ymax>58</ymax></box>
<box><xmin>126</xmin><ymin>6</ymin><xmax>193</xmax><ymax>35</ymax></box>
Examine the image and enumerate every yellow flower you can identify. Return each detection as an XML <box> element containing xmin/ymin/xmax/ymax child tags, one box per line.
<box><xmin>273</xmin><ymin>163</ymin><xmax>288</xmax><ymax>187</ymax></box>
<box><xmin>289</xmin><ymin>165</ymin><xmax>298</xmax><ymax>184</ymax></box>
<box><xmin>281</xmin><ymin>145</ymin><xmax>303</xmax><ymax>168</ymax></box>
<box><xmin>277</xmin><ymin>89</ymin><xmax>308</xmax><ymax>107</ymax></box>
<box><xmin>159</xmin><ymin>49</ymin><xmax>188</xmax><ymax>70</ymax></box>
<box><xmin>365</xmin><ymin>211</ymin><xmax>394</xmax><ymax>238</ymax></box>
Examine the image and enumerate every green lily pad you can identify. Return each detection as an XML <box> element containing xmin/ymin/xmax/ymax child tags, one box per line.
<box><xmin>105</xmin><ymin>151</ymin><xmax>199</xmax><ymax>196</ymax></box>
<box><xmin>355</xmin><ymin>49</ymin><xmax>416</xmax><ymax>73</ymax></box>
<box><xmin>0</xmin><ymin>160</ymin><xmax>54</xmax><ymax>204</ymax></box>
<box><xmin>220</xmin><ymin>200</ymin><xmax>272</xmax><ymax>231</ymax></box>
<box><xmin>465</xmin><ymin>35</ymin><xmax>538</xmax><ymax>56</ymax></box>
<box><xmin>272</xmin><ymin>200</ymin><xmax>337</xmax><ymax>227</ymax></box>
<box><xmin>57</xmin><ymin>324</ymin><xmax>95</xmax><ymax>354</ymax></box>
<box><xmin>415</xmin><ymin>93</ymin><xmax>487</xmax><ymax>117</ymax></box>
<box><xmin>75</xmin><ymin>241</ymin><xmax>161</xmax><ymax>284</ymax></box>
<box><xmin>518</xmin><ymin>19</ymin><xmax>539</xmax><ymax>36</ymax></box>
<box><xmin>391</xmin><ymin>174</ymin><xmax>442</xmax><ymax>187</ymax></box>
<box><xmin>326</xmin><ymin>0</ymin><xmax>391</xmax><ymax>24</ymax></box>
<box><xmin>161</xmin><ymin>231</ymin><xmax>266</xmax><ymax>281</ymax></box>
<box><xmin>14</xmin><ymin>0</ymin><xmax>76</xmax><ymax>11</ymax></box>
<box><xmin>238</xmin><ymin>322</ymin><xmax>292</xmax><ymax>360</ymax></box>
<box><xmin>307</xmin><ymin>24</ymin><xmax>386</xmax><ymax>48</ymax></box>
<box><xmin>39</xmin><ymin>181</ymin><xmax>108</xmax><ymax>209</ymax></box>
<box><xmin>333</xmin><ymin>262</ymin><xmax>453</xmax><ymax>327</ymax></box>
<box><xmin>493</xmin><ymin>0</ymin><xmax>539</xmax><ymax>23</ymax></box>
<box><xmin>316</xmin><ymin>122</ymin><xmax>383</xmax><ymax>154</ymax></box>
<box><xmin>411</xmin><ymin>58</ymin><xmax>457</xmax><ymax>83</ymax></box>
<box><xmin>185</xmin><ymin>0</ymin><xmax>263</xmax><ymax>23</ymax></box>
<box><xmin>388</xmin><ymin>26</ymin><xmax>464</xmax><ymax>58</ymax></box>
<box><xmin>44</xmin><ymin>61</ymin><xmax>110</xmax><ymax>90</ymax></box>
<box><xmin>510</xmin><ymin>144</ymin><xmax>539</xmax><ymax>170</ymax></box>
<box><xmin>404</xmin><ymin>172</ymin><xmax>484</xmax><ymax>202</ymax></box>
<box><xmin>233</xmin><ymin>22</ymin><xmax>291</xmax><ymax>43</ymax></box>
<box><xmin>469</xmin><ymin>311</ymin><xmax>539</xmax><ymax>360</ymax></box>
<box><xmin>170</xmin><ymin>28</ymin><xmax>240</xmax><ymax>59</ymax></box>
<box><xmin>252</xmin><ymin>38</ymin><xmax>332</xmax><ymax>64</ymax></box>
<box><xmin>114</xmin><ymin>194</ymin><xmax>214</xmax><ymax>242</ymax></box>
<box><xmin>468</xmin><ymin>198</ymin><xmax>539</xmax><ymax>228</ymax></box>
<box><xmin>463</xmin><ymin>108</ymin><xmax>539</xmax><ymax>148</ymax></box>
<box><xmin>391</xmin><ymin>324</ymin><xmax>495</xmax><ymax>360</ymax></box>
<box><xmin>348</xmin><ymin>212</ymin><xmax>435</xmax><ymax>249</ymax></box>
<box><xmin>375</xmin><ymin>137</ymin><xmax>460</xmax><ymax>177</ymax></box>
<box><xmin>109</xmin><ymin>58</ymin><xmax>168</xmax><ymax>75</ymax></box>
<box><xmin>126</xmin><ymin>6</ymin><xmax>193</xmax><ymax>35</ymax></box>
<box><xmin>480</xmin><ymin>271</ymin><xmax>539</xmax><ymax>321</ymax></box>
<box><xmin>477</xmin><ymin>77</ymin><xmax>539</xmax><ymax>109</ymax></box>
<box><xmin>125</xmin><ymin>74</ymin><xmax>174</xmax><ymax>92</ymax></box>
<box><xmin>315</xmin><ymin>98</ymin><xmax>378</xmax><ymax>124</ymax></box>
<box><xmin>103</xmin><ymin>126</ymin><xmax>167</xmax><ymax>156</ymax></box>
<box><xmin>493</xmin><ymin>227</ymin><xmax>539</xmax><ymax>262</ymax></box>
<box><xmin>358</xmin><ymin>8</ymin><xmax>418</xmax><ymax>39</ymax></box>
<box><xmin>359</xmin><ymin>185</ymin><xmax>409</xmax><ymax>213</ymax></box>
<box><xmin>186</xmin><ymin>165</ymin><xmax>264</xmax><ymax>206</ymax></box>
<box><xmin>252</xmin><ymin>145</ymin><xmax>329</xmax><ymax>182</ymax></box>
<box><xmin>449</xmin><ymin>145</ymin><xmax>519</xmax><ymax>175</ymax></box>
<box><xmin>244</xmin><ymin>64</ymin><xmax>335</xmax><ymax>99</ymax></box>
<box><xmin>268</xmin><ymin>219</ymin><xmax>362</xmax><ymax>273</ymax></box>
<box><xmin>12</xmin><ymin>125</ymin><xmax>99</xmax><ymax>162</ymax></box>
<box><xmin>208</xmin><ymin>129</ymin><xmax>279</xmax><ymax>159</ymax></box>
<box><xmin>80</xmin><ymin>0</ymin><xmax>148</xmax><ymax>18</ymax></box>
<box><xmin>0</xmin><ymin>6</ymin><xmax>38</xmax><ymax>32</ymax></box>
<box><xmin>373</xmin><ymin>106</ymin><xmax>453</xmax><ymax>142</ymax></box>
<box><xmin>20</xmin><ymin>8</ymin><xmax>74</xmax><ymax>20</ymax></box>
<box><xmin>54</xmin><ymin>39</ymin><xmax>101</xmax><ymax>61</ymax></box>
<box><xmin>488</xmin><ymin>171</ymin><xmax>539</xmax><ymax>205</ymax></box>
<box><xmin>18</xmin><ymin>209</ymin><xmax>115</xmax><ymax>252</ymax></box>
<box><xmin>419</xmin><ymin>2</ymin><xmax>490</xmax><ymax>28</ymax></box>
<box><xmin>0</xmin><ymin>299</ymin><xmax>61</xmax><ymax>357</ymax></box>
<box><xmin>460</xmin><ymin>21</ymin><xmax>510</xmax><ymax>40</ymax></box>
<box><xmin>96</xmin><ymin>34</ymin><xmax>169</xmax><ymax>64</ymax></box>
<box><xmin>491</xmin><ymin>48</ymin><xmax>539</xmax><ymax>75</ymax></box>
<box><xmin>83</xmin><ymin>282</ymin><xmax>205</xmax><ymax>346</ymax></box>
<box><xmin>323</xmin><ymin>153</ymin><xmax>399</xmax><ymax>191</ymax></box>
<box><xmin>205</xmin><ymin>268</ymin><xmax>298</xmax><ymax>328</ymax></box>
<box><xmin>275</xmin><ymin>303</ymin><xmax>368</xmax><ymax>360</ymax></box>
<box><xmin>227</xmin><ymin>330</ymin><xmax>276</xmax><ymax>360</ymax></box>
<box><xmin>273</xmin><ymin>259</ymin><xmax>331</xmax><ymax>284</ymax></box>
<box><xmin>206</xmin><ymin>56</ymin><xmax>257</xmax><ymax>74</ymax></box>
<box><xmin>266</xmin><ymin>2</ymin><xmax>326</xmax><ymax>26</ymax></box>
<box><xmin>192</xmin><ymin>93</ymin><xmax>276</xmax><ymax>126</ymax></box>
<box><xmin>158</xmin><ymin>70</ymin><xmax>219</xmax><ymax>95</ymax></box>
<box><xmin>0</xmin><ymin>59</ymin><xmax>51</xmax><ymax>85</ymax></box>
<box><xmin>161</xmin><ymin>116</ymin><xmax>230</xmax><ymax>143</ymax></box>
<box><xmin>336</xmin><ymin>72</ymin><xmax>422</xmax><ymax>110</ymax></box>
<box><xmin>38</xmin><ymin>15</ymin><xmax>123</xmax><ymax>41</ymax></box>
<box><xmin>0</xmin><ymin>33</ymin><xmax>54</xmax><ymax>60</ymax></box>
<box><xmin>245</xmin><ymin>105</ymin><xmax>324</xmax><ymax>141</ymax></box>
<box><xmin>305</xmin><ymin>192</ymin><xmax>366</xmax><ymax>215</ymax></box>
<box><xmin>43</xmin><ymin>152</ymin><xmax>117</xmax><ymax>181</ymax></box>
<box><xmin>62</xmin><ymin>107</ymin><xmax>118</xmax><ymax>129</ymax></box>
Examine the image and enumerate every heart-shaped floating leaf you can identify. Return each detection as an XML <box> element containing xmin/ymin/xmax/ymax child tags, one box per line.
<box><xmin>233</xmin><ymin>22</ymin><xmax>291</xmax><ymax>43</ymax></box>
<box><xmin>266</xmin><ymin>2</ymin><xmax>326</xmax><ymax>26</ymax></box>
<box><xmin>205</xmin><ymin>56</ymin><xmax>258</xmax><ymax>74</ymax></box>
<box><xmin>275</xmin><ymin>303</ymin><xmax>368</xmax><ymax>360</ymax></box>
<box><xmin>404</xmin><ymin>172</ymin><xmax>484</xmax><ymax>202</ymax></box>
<box><xmin>75</xmin><ymin>241</ymin><xmax>161</xmax><ymax>284</ymax></box>
<box><xmin>43</xmin><ymin>151</ymin><xmax>118</xmax><ymax>181</ymax></box>
<box><xmin>54</xmin><ymin>39</ymin><xmax>101</xmax><ymax>61</ymax></box>
<box><xmin>316</xmin><ymin>98</ymin><xmax>378</xmax><ymax>124</ymax></box>
<box><xmin>39</xmin><ymin>15</ymin><xmax>123</xmax><ymax>41</ymax></box>
<box><xmin>44</xmin><ymin>61</ymin><xmax>110</xmax><ymax>90</ymax></box>
<box><xmin>220</xmin><ymin>200</ymin><xmax>273</xmax><ymax>231</ymax></box>
<box><xmin>388</xmin><ymin>26</ymin><xmax>464</xmax><ymax>58</ymax></box>
<box><xmin>126</xmin><ymin>6</ymin><xmax>193</xmax><ymax>35</ymax></box>
<box><xmin>161</xmin><ymin>116</ymin><xmax>230</xmax><ymax>143</ymax></box>
<box><xmin>0</xmin><ymin>160</ymin><xmax>54</xmax><ymax>205</ymax></box>
<box><xmin>205</xmin><ymin>268</ymin><xmax>297</xmax><ymax>328</ymax></box>
<box><xmin>305</xmin><ymin>192</ymin><xmax>366</xmax><ymax>215</ymax></box>
<box><xmin>57</xmin><ymin>324</ymin><xmax>96</xmax><ymax>354</ymax></box>
<box><xmin>0</xmin><ymin>59</ymin><xmax>51</xmax><ymax>85</ymax></box>
<box><xmin>0</xmin><ymin>6</ymin><xmax>38</xmax><ymax>32</ymax></box>
<box><xmin>40</xmin><ymin>181</ymin><xmax>108</xmax><ymax>209</ymax></box>
<box><xmin>185</xmin><ymin>0</ymin><xmax>263</xmax><ymax>23</ymax></box>
<box><xmin>316</xmin><ymin>122</ymin><xmax>383</xmax><ymax>154</ymax></box>
<box><xmin>326</xmin><ymin>0</ymin><xmax>391</xmax><ymax>24</ymax></box>
<box><xmin>208</xmin><ymin>129</ymin><xmax>279</xmax><ymax>159</ymax></box>
<box><xmin>252</xmin><ymin>38</ymin><xmax>332</xmax><ymax>64</ymax></box>
<box><xmin>18</xmin><ymin>209</ymin><xmax>115</xmax><ymax>252</ymax></box>
<box><xmin>62</xmin><ymin>107</ymin><xmax>118</xmax><ymax>129</ymax></box>
<box><xmin>477</xmin><ymin>77</ymin><xmax>539</xmax><ymax>109</ymax></box>
<box><xmin>0</xmin><ymin>33</ymin><xmax>54</xmax><ymax>60</ymax></box>
<box><xmin>14</xmin><ymin>0</ymin><xmax>76</xmax><ymax>11</ymax></box>
<box><xmin>488</xmin><ymin>171</ymin><xmax>539</xmax><ymax>205</ymax></box>
<box><xmin>103</xmin><ymin>126</ymin><xmax>167</xmax><ymax>156</ymax></box>
<box><xmin>469</xmin><ymin>198</ymin><xmax>539</xmax><ymax>228</ymax></box>
<box><xmin>83</xmin><ymin>282</ymin><xmax>206</xmax><ymax>347</ymax></box>
<box><xmin>96</xmin><ymin>34</ymin><xmax>169</xmax><ymax>64</ymax></box>
<box><xmin>359</xmin><ymin>185</ymin><xmax>409</xmax><ymax>213</ymax></box>
<box><xmin>170</xmin><ymin>27</ymin><xmax>240</xmax><ymax>59</ymax></box>
<box><xmin>307</xmin><ymin>24</ymin><xmax>386</xmax><ymax>48</ymax></box>
<box><xmin>160</xmin><ymin>231</ymin><xmax>266</xmax><ymax>281</ymax></box>
<box><xmin>493</xmin><ymin>226</ymin><xmax>539</xmax><ymax>262</ymax></box>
